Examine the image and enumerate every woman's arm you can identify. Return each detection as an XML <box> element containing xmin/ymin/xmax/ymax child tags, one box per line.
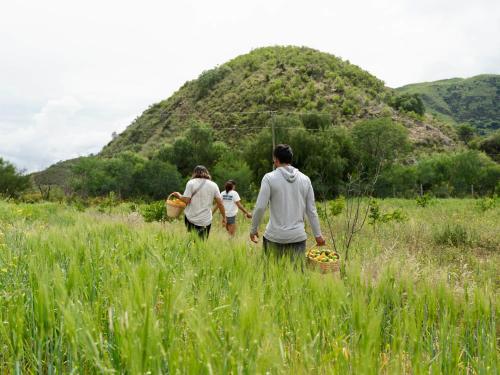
<box><xmin>172</xmin><ymin>192</ymin><xmax>191</xmax><ymax>204</ymax></box>
<box><xmin>236</xmin><ymin>201</ymin><xmax>252</xmax><ymax>218</ymax></box>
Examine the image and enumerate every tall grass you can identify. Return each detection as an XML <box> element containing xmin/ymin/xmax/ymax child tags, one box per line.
<box><xmin>0</xmin><ymin>200</ymin><xmax>498</xmax><ymax>373</ymax></box>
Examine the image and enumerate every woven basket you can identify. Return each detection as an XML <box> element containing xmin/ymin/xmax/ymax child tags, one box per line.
<box><xmin>306</xmin><ymin>246</ymin><xmax>341</xmax><ymax>274</ymax></box>
<box><xmin>165</xmin><ymin>194</ymin><xmax>186</xmax><ymax>218</ymax></box>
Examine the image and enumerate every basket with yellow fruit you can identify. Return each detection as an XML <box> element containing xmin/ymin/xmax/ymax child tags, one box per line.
<box><xmin>165</xmin><ymin>193</ymin><xmax>187</xmax><ymax>218</ymax></box>
<box><xmin>306</xmin><ymin>246</ymin><xmax>340</xmax><ymax>273</ymax></box>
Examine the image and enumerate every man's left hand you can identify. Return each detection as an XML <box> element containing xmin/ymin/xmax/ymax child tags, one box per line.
<box><xmin>315</xmin><ymin>236</ymin><xmax>326</xmax><ymax>246</ymax></box>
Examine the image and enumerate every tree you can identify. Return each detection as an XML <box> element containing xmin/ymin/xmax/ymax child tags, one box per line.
<box><xmin>212</xmin><ymin>157</ymin><xmax>254</xmax><ymax>199</ymax></box>
<box><xmin>457</xmin><ymin>124</ymin><xmax>476</xmax><ymax>145</ymax></box>
<box><xmin>0</xmin><ymin>158</ymin><xmax>31</xmax><ymax>197</ymax></box>
<box><xmin>135</xmin><ymin>159</ymin><xmax>182</xmax><ymax>200</ymax></box>
<box><xmin>388</xmin><ymin>93</ymin><xmax>425</xmax><ymax>116</ymax></box>
<box><xmin>165</xmin><ymin>122</ymin><xmax>228</xmax><ymax>177</ymax></box>
<box><xmin>375</xmin><ymin>164</ymin><xmax>417</xmax><ymax>197</ymax></box>
<box><xmin>244</xmin><ymin>116</ymin><xmax>354</xmax><ymax>197</ymax></box>
<box><xmin>478</xmin><ymin>130</ymin><xmax>500</xmax><ymax>162</ymax></box>
<box><xmin>352</xmin><ymin>117</ymin><xmax>411</xmax><ymax>176</ymax></box>
<box><xmin>415</xmin><ymin>150</ymin><xmax>498</xmax><ymax>197</ymax></box>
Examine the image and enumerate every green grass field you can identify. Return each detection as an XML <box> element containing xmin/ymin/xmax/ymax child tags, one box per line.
<box><xmin>0</xmin><ymin>199</ymin><xmax>498</xmax><ymax>373</ymax></box>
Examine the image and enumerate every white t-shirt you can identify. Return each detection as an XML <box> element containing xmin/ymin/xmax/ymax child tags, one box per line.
<box><xmin>183</xmin><ymin>178</ymin><xmax>221</xmax><ymax>227</ymax></box>
<box><xmin>221</xmin><ymin>190</ymin><xmax>241</xmax><ymax>217</ymax></box>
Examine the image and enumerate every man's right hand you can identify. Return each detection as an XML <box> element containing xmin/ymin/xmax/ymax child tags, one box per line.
<box><xmin>315</xmin><ymin>236</ymin><xmax>326</xmax><ymax>246</ymax></box>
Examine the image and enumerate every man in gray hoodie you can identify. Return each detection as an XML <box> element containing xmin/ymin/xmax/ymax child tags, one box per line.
<box><xmin>250</xmin><ymin>144</ymin><xmax>325</xmax><ymax>257</ymax></box>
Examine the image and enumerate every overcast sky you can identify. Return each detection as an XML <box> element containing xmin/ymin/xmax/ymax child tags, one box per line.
<box><xmin>1</xmin><ymin>0</ymin><xmax>499</xmax><ymax>172</ymax></box>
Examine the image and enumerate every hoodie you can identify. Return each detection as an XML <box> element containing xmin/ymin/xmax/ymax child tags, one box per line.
<box><xmin>250</xmin><ymin>166</ymin><xmax>322</xmax><ymax>243</ymax></box>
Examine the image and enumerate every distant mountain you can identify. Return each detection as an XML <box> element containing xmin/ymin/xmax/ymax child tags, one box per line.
<box><xmin>101</xmin><ymin>46</ymin><xmax>454</xmax><ymax>157</ymax></box>
<box><xmin>397</xmin><ymin>75</ymin><xmax>500</xmax><ymax>134</ymax></box>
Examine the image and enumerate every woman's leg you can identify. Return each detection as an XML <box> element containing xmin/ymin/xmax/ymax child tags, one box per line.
<box><xmin>225</xmin><ymin>216</ymin><xmax>236</xmax><ymax>236</ymax></box>
<box><xmin>227</xmin><ymin>224</ymin><xmax>236</xmax><ymax>236</ymax></box>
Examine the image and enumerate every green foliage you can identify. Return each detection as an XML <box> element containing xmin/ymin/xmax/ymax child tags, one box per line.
<box><xmin>387</xmin><ymin>92</ymin><xmax>425</xmax><ymax>116</ymax></box>
<box><xmin>300</xmin><ymin>111</ymin><xmax>331</xmax><ymax>130</ymax></box>
<box><xmin>139</xmin><ymin>201</ymin><xmax>167</xmax><ymax>222</ymax></box>
<box><xmin>417</xmin><ymin>150</ymin><xmax>499</xmax><ymax>197</ymax></box>
<box><xmin>352</xmin><ymin>117</ymin><xmax>410</xmax><ymax>175</ymax></box>
<box><xmin>244</xmin><ymin>117</ymin><xmax>354</xmax><ymax>197</ymax></box>
<box><xmin>135</xmin><ymin>159</ymin><xmax>183</xmax><ymax>200</ymax></box>
<box><xmin>457</xmin><ymin>123</ymin><xmax>476</xmax><ymax>144</ymax></box>
<box><xmin>416</xmin><ymin>194</ymin><xmax>435</xmax><ymax>208</ymax></box>
<box><xmin>368</xmin><ymin>200</ymin><xmax>407</xmax><ymax>225</ymax></box>
<box><xmin>100</xmin><ymin>45</ymin><xmax>444</xmax><ymax>160</ymax></box>
<box><xmin>475</xmin><ymin>195</ymin><xmax>497</xmax><ymax>212</ymax></box>
<box><xmin>0</xmin><ymin>157</ymin><xmax>31</xmax><ymax>198</ymax></box>
<box><xmin>317</xmin><ymin>196</ymin><xmax>345</xmax><ymax>221</ymax></box>
<box><xmin>196</xmin><ymin>65</ymin><xmax>232</xmax><ymax>100</ymax></box>
<box><xmin>19</xmin><ymin>191</ymin><xmax>44</xmax><ymax>204</ymax></box>
<box><xmin>375</xmin><ymin>164</ymin><xmax>417</xmax><ymax>197</ymax></box>
<box><xmin>212</xmin><ymin>157</ymin><xmax>254</xmax><ymax>199</ymax></box>
<box><xmin>433</xmin><ymin>224</ymin><xmax>473</xmax><ymax>247</ymax></box>
<box><xmin>71</xmin><ymin>153</ymin><xmax>182</xmax><ymax>200</ymax></box>
<box><xmin>477</xmin><ymin>130</ymin><xmax>500</xmax><ymax>162</ymax></box>
<box><xmin>97</xmin><ymin>192</ymin><xmax>119</xmax><ymax>214</ymax></box>
<box><xmin>161</xmin><ymin>122</ymin><xmax>227</xmax><ymax>177</ymax></box>
<box><xmin>397</xmin><ymin>74</ymin><xmax>500</xmax><ymax>134</ymax></box>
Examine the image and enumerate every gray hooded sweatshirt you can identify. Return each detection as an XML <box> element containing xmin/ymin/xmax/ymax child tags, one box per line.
<box><xmin>250</xmin><ymin>166</ymin><xmax>322</xmax><ymax>243</ymax></box>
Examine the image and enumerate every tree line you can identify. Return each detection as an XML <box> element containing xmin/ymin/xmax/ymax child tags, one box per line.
<box><xmin>2</xmin><ymin>116</ymin><xmax>499</xmax><ymax>200</ymax></box>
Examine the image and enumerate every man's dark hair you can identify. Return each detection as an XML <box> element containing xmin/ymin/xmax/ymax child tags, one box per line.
<box><xmin>273</xmin><ymin>144</ymin><xmax>293</xmax><ymax>164</ymax></box>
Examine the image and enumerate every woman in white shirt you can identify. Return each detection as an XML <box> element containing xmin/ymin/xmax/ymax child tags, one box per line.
<box><xmin>214</xmin><ymin>180</ymin><xmax>252</xmax><ymax>236</ymax></box>
<box><xmin>172</xmin><ymin>165</ymin><xmax>226</xmax><ymax>239</ymax></box>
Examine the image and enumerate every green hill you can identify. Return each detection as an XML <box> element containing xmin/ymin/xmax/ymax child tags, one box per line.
<box><xmin>397</xmin><ymin>74</ymin><xmax>500</xmax><ymax>134</ymax></box>
<box><xmin>101</xmin><ymin>46</ymin><xmax>455</xmax><ymax>157</ymax></box>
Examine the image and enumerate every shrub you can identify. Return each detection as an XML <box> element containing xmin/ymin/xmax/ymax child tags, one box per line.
<box><xmin>433</xmin><ymin>224</ymin><xmax>473</xmax><ymax>247</ymax></box>
<box><xmin>19</xmin><ymin>192</ymin><xmax>43</xmax><ymax>204</ymax></box>
<box><xmin>140</xmin><ymin>201</ymin><xmax>167</xmax><ymax>222</ymax></box>
<box><xmin>317</xmin><ymin>196</ymin><xmax>345</xmax><ymax>221</ymax></box>
<box><xmin>416</xmin><ymin>194</ymin><xmax>434</xmax><ymax>208</ymax></box>
<box><xmin>368</xmin><ymin>200</ymin><xmax>407</xmax><ymax>225</ymax></box>
<box><xmin>476</xmin><ymin>196</ymin><xmax>497</xmax><ymax>212</ymax></box>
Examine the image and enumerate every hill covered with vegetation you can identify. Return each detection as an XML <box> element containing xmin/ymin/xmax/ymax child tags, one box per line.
<box><xmin>23</xmin><ymin>47</ymin><xmax>500</xmax><ymax>201</ymax></box>
<box><xmin>101</xmin><ymin>46</ymin><xmax>454</xmax><ymax>157</ymax></box>
<box><xmin>397</xmin><ymin>74</ymin><xmax>500</xmax><ymax>134</ymax></box>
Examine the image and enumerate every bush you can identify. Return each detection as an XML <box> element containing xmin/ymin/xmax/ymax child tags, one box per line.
<box><xmin>476</xmin><ymin>196</ymin><xmax>497</xmax><ymax>212</ymax></box>
<box><xmin>19</xmin><ymin>192</ymin><xmax>43</xmax><ymax>204</ymax></box>
<box><xmin>416</xmin><ymin>194</ymin><xmax>435</xmax><ymax>208</ymax></box>
<box><xmin>433</xmin><ymin>224</ymin><xmax>473</xmax><ymax>247</ymax></box>
<box><xmin>387</xmin><ymin>93</ymin><xmax>425</xmax><ymax>116</ymax></box>
<box><xmin>196</xmin><ymin>66</ymin><xmax>232</xmax><ymax>99</ymax></box>
<box><xmin>317</xmin><ymin>196</ymin><xmax>345</xmax><ymax>221</ymax></box>
<box><xmin>368</xmin><ymin>200</ymin><xmax>407</xmax><ymax>225</ymax></box>
<box><xmin>140</xmin><ymin>201</ymin><xmax>167</xmax><ymax>222</ymax></box>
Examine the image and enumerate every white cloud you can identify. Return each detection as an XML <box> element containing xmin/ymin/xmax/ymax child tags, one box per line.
<box><xmin>0</xmin><ymin>0</ymin><xmax>499</xmax><ymax>171</ymax></box>
<box><xmin>0</xmin><ymin>96</ymin><xmax>132</xmax><ymax>172</ymax></box>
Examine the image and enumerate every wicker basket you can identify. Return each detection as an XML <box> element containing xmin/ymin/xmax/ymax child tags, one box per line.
<box><xmin>306</xmin><ymin>246</ymin><xmax>341</xmax><ymax>274</ymax></box>
<box><xmin>165</xmin><ymin>194</ymin><xmax>187</xmax><ymax>218</ymax></box>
